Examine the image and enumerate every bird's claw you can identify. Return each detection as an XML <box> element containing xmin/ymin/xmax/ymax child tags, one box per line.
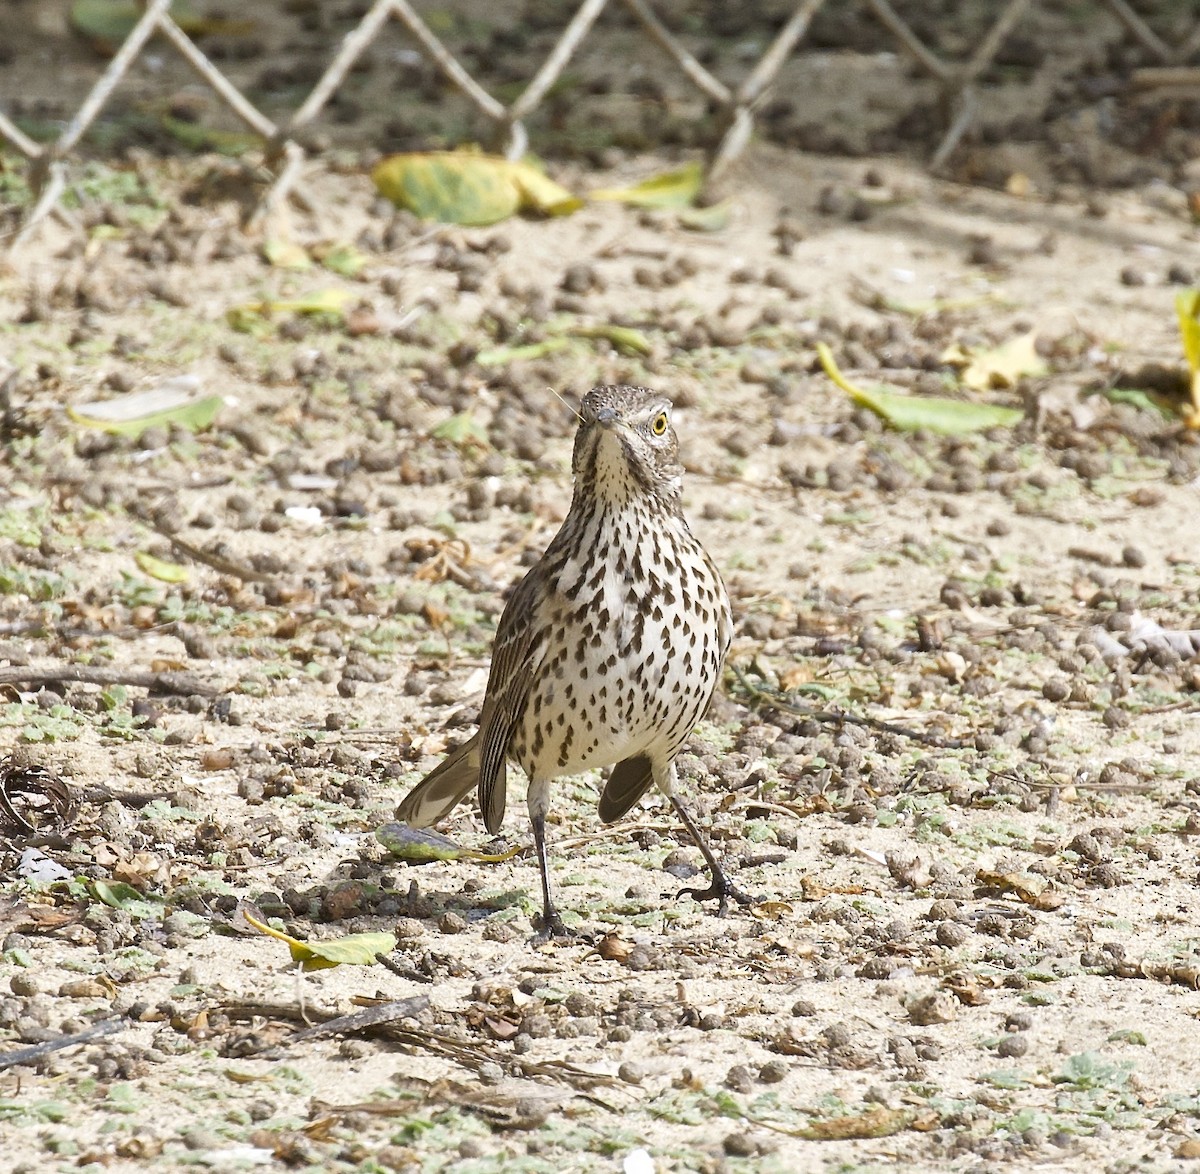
<box><xmin>531</xmin><ymin>911</ymin><xmax>582</xmax><ymax>943</ymax></box>
<box><xmin>677</xmin><ymin>876</ymin><xmax>757</xmax><ymax>916</ymax></box>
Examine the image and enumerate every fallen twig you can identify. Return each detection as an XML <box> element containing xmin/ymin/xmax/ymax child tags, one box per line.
<box><xmin>0</xmin><ymin>1017</ymin><xmax>126</xmax><ymax>1071</ymax></box>
<box><xmin>220</xmin><ymin>999</ymin><xmax>617</xmax><ymax>1088</ymax></box>
<box><xmin>157</xmin><ymin>528</ymin><xmax>273</xmax><ymax>583</ymax></box>
<box><xmin>731</xmin><ymin>665</ymin><xmax>970</xmax><ymax>749</ymax></box>
<box><xmin>0</xmin><ymin>665</ymin><xmax>221</xmax><ymax>697</ymax></box>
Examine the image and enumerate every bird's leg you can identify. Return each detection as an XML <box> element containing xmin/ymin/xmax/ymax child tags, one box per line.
<box><xmin>669</xmin><ymin>792</ymin><xmax>756</xmax><ymax>916</ymax></box>
<box><xmin>528</xmin><ymin>777</ymin><xmax>573</xmax><ymax>940</ymax></box>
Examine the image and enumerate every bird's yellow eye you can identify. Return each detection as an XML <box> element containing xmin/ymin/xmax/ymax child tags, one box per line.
<box><xmin>651</xmin><ymin>412</ymin><xmax>669</xmax><ymax>436</ymax></box>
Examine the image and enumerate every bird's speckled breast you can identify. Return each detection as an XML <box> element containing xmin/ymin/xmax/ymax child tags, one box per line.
<box><xmin>507</xmin><ymin>500</ymin><xmax>730</xmax><ymax>781</ymax></box>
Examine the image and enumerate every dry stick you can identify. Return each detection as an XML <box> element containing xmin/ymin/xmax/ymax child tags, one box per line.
<box><xmin>0</xmin><ymin>1017</ymin><xmax>126</xmax><ymax>1072</ymax></box>
<box><xmin>268</xmin><ymin>994</ymin><xmax>432</xmax><ymax>1053</ymax></box>
<box><xmin>1102</xmin><ymin>0</ymin><xmax>1171</xmax><ymax>61</ymax></box>
<box><xmin>153</xmin><ymin>15</ymin><xmax>319</xmax><ymax>223</ymax></box>
<box><xmin>732</xmin><ymin>667</ymin><xmax>969</xmax><ymax>749</ymax></box>
<box><xmin>391</xmin><ymin>0</ymin><xmax>506</xmax><ymax>122</ymax></box>
<box><xmin>709</xmin><ymin>0</ymin><xmax>828</xmax><ymax>180</ymax></box>
<box><xmin>1132</xmin><ymin>66</ymin><xmax>1200</xmax><ymax>89</ymax></box>
<box><xmin>737</xmin><ymin>0</ymin><xmax>827</xmax><ymax>106</ymax></box>
<box><xmin>959</xmin><ymin>0</ymin><xmax>1034</xmax><ymax>88</ymax></box>
<box><xmin>0</xmin><ymin>108</ymin><xmax>42</xmax><ymax>159</ymax></box>
<box><xmin>0</xmin><ymin>665</ymin><xmax>221</xmax><ymax>697</ymax></box>
<box><xmin>862</xmin><ymin>0</ymin><xmax>951</xmax><ymax>82</ymax></box>
<box><xmin>259</xmin><ymin>140</ymin><xmax>318</xmax><ymax>225</ymax></box>
<box><xmin>930</xmin><ymin>88</ymin><xmax>978</xmax><ymax>171</ymax></box>
<box><xmin>157</xmin><ymin>530</ymin><xmax>273</xmax><ymax>583</ymax></box>
<box><xmin>223</xmin><ymin>1001</ymin><xmax>616</xmax><ymax>1086</ymax></box>
<box><xmin>1175</xmin><ymin>22</ymin><xmax>1200</xmax><ymax>66</ymax></box>
<box><xmin>286</xmin><ymin>0</ymin><xmax>398</xmax><ymax>135</ymax></box>
<box><xmin>54</xmin><ymin>0</ymin><xmax>175</xmax><ymax>156</ymax></box>
<box><xmin>11</xmin><ymin>162</ymin><xmax>66</xmax><ymax>251</ymax></box>
<box><xmin>156</xmin><ymin>17</ymin><xmax>278</xmax><ymax>138</ymax></box>
<box><xmin>509</xmin><ymin>0</ymin><xmax>610</xmax><ymax>122</ymax></box>
<box><xmin>619</xmin><ymin>0</ymin><xmax>731</xmax><ymax>104</ymax></box>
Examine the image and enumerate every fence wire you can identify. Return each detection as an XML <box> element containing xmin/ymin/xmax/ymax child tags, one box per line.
<box><xmin>1</xmin><ymin>0</ymin><xmax>1198</xmax><ymax>250</ymax></box>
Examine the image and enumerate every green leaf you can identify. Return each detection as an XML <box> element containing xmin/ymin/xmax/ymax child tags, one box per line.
<box><xmin>134</xmin><ymin>551</ymin><xmax>189</xmax><ymax>584</ymax></box>
<box><xmin>475</xmin><ymin>338</ymin><xmax>571</xmax><ymax>367</ymax></box>
<box><xmin>242</xmin><ymin>909</ymin><xmax>395</xmax><ymax>970</ymax></box>
<box><xmin>590</xmin><ymin>162</ymin><xmax>703</xmax><ymax>209</ymax></box>
<box><xmin>568</xmin><ymin>324</ymin><xmax>652</xmax><ymax>355</ymax></box>
<box><xmin>376</xmin><ymin>822</ymin><xmax>523</xmax><ymax>864</ymax></box>
<box><xmin>372</xmin><ymin>152</ymin><xmax>580</xmax><ymax>226</ymax></box>
<box><xmin>1054</xmin><ymin>1051</ymin><xmax>1129</xmax><ymax>1089</ymax></box>
<box><xmin>263</xmin><ymin>237</ymin><xmax>311</xmax><ymax>270</ymax></box>
<box><xmin>90</xmin><ymin>880</ymin><xmax>164</xmax><ymax>920</ymax></box>
<box><xmin>226</xmin><ymin>288</ymin><xmax>353</xmax><ymax>333</ymax></box>
<box><xmin>1099</xmin><ymin>387</ymin><xmax>1175</xmax><ymax>418</ymax></box>
<box><xmin>430</xmin><ymin>412</ymin><xmax>489</xmax><ymax>447</ymax></box>
<box><xmin>317</xmin><ymin>242</ymin><xmax>369</xmax><ymax>279</ymax></box>
<box><xmin>979</xmin><ymin>1070</ymin><xmax>1030</xmax><ymax>1089</ymax></box>
<box><xmin>678</xmin><ymin>199</ymin><xmax>731</xmax><ymax>232</ymax></box>
<box><xmin>99</xmin><ymin>684</ymin><xmax>127</xmax><ymax>711</ymax></box>
<box><xmin>69</xmin><ymin>384</ymin><xmax>223</xmax><ymax>439</ymax></box>
<box><xmin>818</xmin><ymin>342</ymin><xmax>1023</xmax><ymax>435</ymax></box>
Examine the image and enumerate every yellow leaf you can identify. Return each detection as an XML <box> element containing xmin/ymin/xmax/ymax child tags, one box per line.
<box><xmin>241</xmin><ymin>909</ymin><xmax>395</xmax><ymax>971</ymax></box>
<box><xmin>957</xmin><ymin>331</ymin><xmax>1047</xmax><ymax>391</ymax></box>
<box><xmin>590</xmin><ymin>162</ymin><xmax>703</xmax><ymax>209</ymax></box>
<box><xmin>372</xmin><ymin>152</ymin><xmax>580</xmax><ymax>225</ymax></box>
<box><xmin>1174</xmin><ymin>290</ymin><xmax>1200</xmax><ymax>426</ymax></box>
<box><xmin>134</xmin><ymin>552</ymin><xmax>189</xmax><ymax>584</ymax></box>
<box><xmin>226</xmin><ymin>288</ymin><xmax>353</xmax><ymax>332</ymax></box>
<box><xmin>263</xmin><ymin>238</ymin><xmax>311</xmax><ymax>270</ymax></box>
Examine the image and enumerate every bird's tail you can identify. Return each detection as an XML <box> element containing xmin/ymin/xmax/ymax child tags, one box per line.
<box><xmin>395</xmin><ymin>735</ymin><xmax>481</xmax><ymax>828</ymax></box>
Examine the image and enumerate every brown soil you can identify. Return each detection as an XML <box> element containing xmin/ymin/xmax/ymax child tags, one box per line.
<box><xmin>4</xmin><ymin>7</ymin><xmax>1200</xmax><ymax>1173</ymax></box>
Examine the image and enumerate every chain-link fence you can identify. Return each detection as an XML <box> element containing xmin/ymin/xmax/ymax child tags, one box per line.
<box><xmin>2</xmin><ymin>0</ymin><xmax>1198</xmax><ymax>250</ymax></box>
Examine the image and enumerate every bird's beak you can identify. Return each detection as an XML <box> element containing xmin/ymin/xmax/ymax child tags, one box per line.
<box><xmin>595</xmin><ymin>406</ymin><xmax>618</xmax><ymax>428</ymax></box>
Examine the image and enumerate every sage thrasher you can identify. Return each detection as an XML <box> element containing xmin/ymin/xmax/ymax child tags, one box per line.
<box><xmin>396</xmin><ymin>384</ymin><xmax>750</xmax><ymax>936</ymax></box>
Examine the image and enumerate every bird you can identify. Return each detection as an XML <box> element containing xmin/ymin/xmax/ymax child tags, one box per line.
<box><xmin>395</xmin><ymin>383</ymin><xmax>750</xmax><ymax>937</ymax></box>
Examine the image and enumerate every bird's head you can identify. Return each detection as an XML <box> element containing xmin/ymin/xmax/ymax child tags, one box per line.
<box><xmin>571</xmin><ymin>384</ymin><xmax>684</xmax><ymax>507</ymax></box>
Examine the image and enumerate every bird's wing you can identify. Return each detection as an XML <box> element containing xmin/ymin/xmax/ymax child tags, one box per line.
<box><xmin>476</xmin><ymin>572</ymin><xmax>548</xmax><ymax>833</ymax></box>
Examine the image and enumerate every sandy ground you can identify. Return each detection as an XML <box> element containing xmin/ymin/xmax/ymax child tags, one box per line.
<box><xmin>2</xmin><ymin>124</ymin><xmax>1200</xmax><ymax>1174</ymax></box>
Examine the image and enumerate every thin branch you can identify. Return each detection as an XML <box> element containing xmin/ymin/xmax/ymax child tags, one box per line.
<box><xmin>737</xmin><ymin>0</ymin><xmax>826</xmax><ymax>105</ymax></box>
<box><xmin>156</xmin><ymin>16</ymin><xmax>278</xmax><ymax>139</ymax></box>
<box><xmin>510</xmin><ymin>0</ymin><xmax>610</xmax><ymax>121</ymax></box>
<box><xmin>959</xmin><ymin>0</ymin><xmax>1034</xmax><ymax>90</ymax></box>
<box><xmin>1102</xmin><ymin>0</ymin><xmax>1171</xmax><ymax>61</ymax></box>
<box><xmin>57</xmin><ymin>0</ymin><xmax>175</xmax><ymax>156</ymax></box>
<box><xmin>862</xmin><ymin>0</ymin><xmax>951</xmax><ymax>81</ymax></box>
<box><xmin>619</xmin><ymin>0</ymin><xmax>731</xmax><ymax>104</ymax></box>
<box><xmin>391</xmin><ymin>0</ymin><xmax>506</xmax><ymax>122</ymax></box>
<box><xmin>730</xmin><ymin>665</ymin><xmax>970</xmax><ymax>749</ymax></box>
<box><xmin>286</xmin><ymin>0</ymin><xmax>397</xmax><ymax>133</ymax></box>
<box><xmin>0</xmin><ymin>665</ymin><xmax>221</xmax><ymax>697</ymax></box>
<box><xmin>0</xmin><ymin>1017</ymin><xmax>126</xmax><ymax>1072</ymax></box>
<box><xmin>0</xmin><ymin>108</ymin><xmax>43</xmax><ymax>159</ymax></box>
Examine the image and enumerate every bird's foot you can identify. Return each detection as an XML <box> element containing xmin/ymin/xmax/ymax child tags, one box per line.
<box><xmin>531</xmin><ymin>909</ymin><xmax>582</xmax><ymax>944</ymax></box>
<box><xmin>677</xmin><ymin>871</ymin><xmax>757</xmax><ymax>917</ymax></box>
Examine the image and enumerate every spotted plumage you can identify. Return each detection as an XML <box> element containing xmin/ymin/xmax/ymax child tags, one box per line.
<box><xmin>396</xmin><ymin>384</ymin><xmax>749</xmax><ymax>936</ymax></box>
